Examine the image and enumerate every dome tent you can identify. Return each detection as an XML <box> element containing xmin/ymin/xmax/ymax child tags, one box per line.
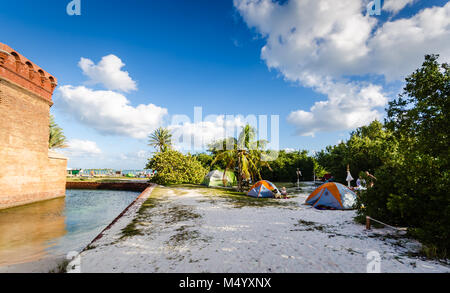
<box><xmin>247</xmin><ymin>180</ymin><xmax>279</xmax><ymax>198</ymax></box>
<box><xmin>202</xmin><ymin>170</ymin><xmax>237</xmax><ymax>187</ymax></box>
<box><xmin>305</xmin><ymin>182</ymin><xmax>357</xmax><ymax>210</ymax></box>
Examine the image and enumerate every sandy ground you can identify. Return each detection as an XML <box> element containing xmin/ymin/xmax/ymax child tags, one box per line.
<box><xmin>74</xmin><ymin>183</ymin><xmax>449</xmax><ymax>273</ymax></box>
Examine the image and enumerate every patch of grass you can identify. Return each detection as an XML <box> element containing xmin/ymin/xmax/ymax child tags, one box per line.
<box><xmin>120</xmin><ymin>186</ymin><xmax>206</xmax><ymax>241</ymax></box>
<box><xmin>167</xmin><ymin>225</ymin><xmax>201</xmax><ymax>246</ymax></box>
<box><xmin>165</xmin><ymin>183</ymin><xmax>208</xmax><ymax>189</ymax></box>
<box><xmin>218</xmin><ymin>193</ymin><xmax>298</xmax><ymax>209</ymax></box>
<box><xmin>120</xmin><ymin>218</ymin><xmax>145</xmax><ymax>239</ymax></box>
<box><xmin>292</xmin><ymin>219</ymin><xmax>331</xmax><ymax>232</ymax></box>
<box><xmin>48</xmin><ymin>259</ymin><xmax>70</xmax><ymax>273</ymax></box>
<box><xmin>346</xmin><ymin>248</ymin><xmax>362</xmax><ymax>255</ymax></box>
<box><xmin>394</xmin><ymin>255</ymin><xmax>404</xmax><ymax>263</ymax></box>
<box><xmin>84</xmin><ymin>244</ymin><xmax>97</xmax><ymax>251</ymax></box>
<box><xmin>164</xmin><ymin>205</ymin><xmax>201</xmax><ymax>225</ymax></box>
<box><xmin>418</xmin><ymin>245</ymin><xmax>448</xmax><ymax>261</ymax></box>
<box><xmin>210</xmin><ymin>189</ymin><xmax>298</xmax><ymax>209</ymax></box>
<box><xmin>120</xmin><ymin>188</ymin><xmax>165</xmax><ymax>239</ymax></box>
<box><xmin>296</xmin><ymin>219</ymin><xmax>316</xmax><ymax>226</ymax></box>
<box><xmin>164</xmin><ymin>184</ymin><xmax>299</xmax><ymax>209</ymax></box>
<box><xmin>272</xmin><ymin>182</ymin><xmax>298</xmax><ymax>188</ymax></box>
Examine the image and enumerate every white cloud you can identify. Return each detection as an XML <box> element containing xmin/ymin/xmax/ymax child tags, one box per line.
<box><xmin>234</xmin><ymin>0</ymin><xmax>450</xmax><ymax>135</ymax></box>
<box><xmin>169</xmin><ymin>116</ymin><xmax>247</xmax><ymax>151</ymax></box>
<box><xmin>119</xmin><ymin>150</ymin><xmax>150</xmax><ymax>161</ymax></box>
<box><xmin>287</xmin><ymin>81</ymin><xmax>387</xmax><ymax>136</ymax></box>
<box><xmin>57</xmin><ymin>85</ymin><xmax>168</xmax><ymax>139</ymax></box>
<box><xmin>63</xmin><ymin>139</ymin><xmax>102</xmax><ymax>157</ymax></box>
<box><xmin>383</xmin><ymin>0</ymin><xmax>416</xmax><ymax>14</ymax></box>
<box><xmin>368</xmin><ymin>3</ymin><xmax>450</xmax><ymax>80</ymax></box>
<box><xmin>284</xmin><ymin>148</ymin><xmax>297</xmax><ymax>153</ymax></box>
<box><xmin>79</xmin><ymin>55</ymin><xmax>137</xmax><ymax>92</ymax></box>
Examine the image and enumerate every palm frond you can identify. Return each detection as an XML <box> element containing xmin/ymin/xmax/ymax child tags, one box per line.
<box><xmin>49</xmin><ymin>114</ymin><xmax>67</xmax><ymax>149</ymax></box>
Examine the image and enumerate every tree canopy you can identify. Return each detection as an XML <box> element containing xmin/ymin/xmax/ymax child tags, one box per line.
<box><xmin>357</xmin><ymin>55</ymin><xmax>449</xmax><ymax>258</ymax></box>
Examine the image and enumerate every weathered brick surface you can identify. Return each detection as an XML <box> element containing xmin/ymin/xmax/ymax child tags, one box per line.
<box><xmin>0</xmin><ymin>43</ymin><xmax>67</xmax><ymax>210</ymax></box>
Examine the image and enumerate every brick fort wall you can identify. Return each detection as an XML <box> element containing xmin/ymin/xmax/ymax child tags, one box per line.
<box><xmin>0</xmin><ymin>43</ymin><xmax>67</xmax><ymax>210</ymax></box>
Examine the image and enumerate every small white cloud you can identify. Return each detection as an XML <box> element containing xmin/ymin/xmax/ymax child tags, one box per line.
<box><xmin>63</xmin><ymin>139</ymin><xmax>102</xmax><ymax>157</ymax></box>
<box><xmin>119</xmin><ymin>150</ymin><xmax>150</xmax><ymax>161</ymax></box>
<box><xmin>136</xmin><ymin>150</ymin><xmax>149</xmax><ymax>159</ymax></box>
<box><xmin>383</xmin><ymin>0</ymin><xmax>416</xmax><ymax>14</ymax></box>
<box><xmin>284</xmin><ymin>148</ymin><xmax>297</xmax><ymax>153</ymax></box>
<box><xmin>57</xmin><ymin>85</ymin><xmax>168</xmax><ymax>139</ymax></box>
<box><xmin>79</xmin><ymin>55</ymin><xmax>137</xmax><ymax>92</ymax></box>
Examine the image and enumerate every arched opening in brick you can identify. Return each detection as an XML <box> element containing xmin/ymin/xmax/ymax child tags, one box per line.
<box><xmin>38</xmin><ymin>69</ymin><xmax>46</xmax><ymax>86</ymax></box>
<box><xmin>11</xmin><ymin>52</ymin><xmax>22</xmax><ymax>72</ymax></box>
<box><xmin>49</xmin><ymin>76</ymin><xmax>56</xmax><ymax>89</ymax></box>
<box><xmin>25</xmin><ymin>61</ymin><xmax>35</xmax><ymax>80</ymax></box>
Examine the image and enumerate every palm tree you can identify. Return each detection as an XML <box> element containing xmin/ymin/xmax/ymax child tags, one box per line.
<box><xmin>210</xmin><ymin>137</ymin><xmax>237</xmax><ymax>186</ymax></box>
<box><xmin>149</xmin><ymin>127</ymin><xmax>173</xmax><ymax>152</ymax></box>
<box><xmin>210</xmin><ymin>125</ymin><xmax>271</xmax><ymax>191</ymax></box>
<box><xmin>236</xmin><ymin>125</ymin><xmax>271</xmax><ymax>190</ymax></box>
<box><xmin>49</xmin><ymin>114</ymin><xmax>67</xmax><ymax>149</ymax></box>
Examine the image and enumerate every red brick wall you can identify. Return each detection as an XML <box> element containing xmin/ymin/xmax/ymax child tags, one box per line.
<box><xmin>0</xmin><ymin>43</ymin><xmax>57</xmax><ymax>103</ymax></box>
<box><xmin>0</xmin><ymin>43</ymin><xmax>67</xmax><ymax>210</ymax></box>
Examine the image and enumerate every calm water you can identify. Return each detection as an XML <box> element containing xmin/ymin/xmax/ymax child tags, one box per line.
<box><xmin>0</xmin><ymin>189</ymin><xmax>139</xmax><ymax>269</ymax></box>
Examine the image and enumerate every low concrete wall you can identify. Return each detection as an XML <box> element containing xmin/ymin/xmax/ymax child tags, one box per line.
<box><xmin>66</xmin><ymin>181</ymin><xmax>150</xmax><ymax>192</ymax></box>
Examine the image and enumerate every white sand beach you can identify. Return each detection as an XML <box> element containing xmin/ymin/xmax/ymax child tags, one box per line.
<box><xmin>74</xmin><ymin>183</ymin><xmax>449</xmax><ymax>273</ymax></box>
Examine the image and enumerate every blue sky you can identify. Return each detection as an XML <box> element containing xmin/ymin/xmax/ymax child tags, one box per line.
<box><xmin>1</xmin><ymin>0</ymin><xmax>449</xmax><ymax>169</ymax></box>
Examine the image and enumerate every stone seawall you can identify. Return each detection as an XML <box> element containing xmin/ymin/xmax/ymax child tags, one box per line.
<box><xmin>66</xmin><ymin>181</ymin><xmax>150</xmax><ymax>192</ymax></box>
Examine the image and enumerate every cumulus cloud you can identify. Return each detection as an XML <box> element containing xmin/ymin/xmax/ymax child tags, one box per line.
<box><xmin>58</xmin><ymin>85</ymin><xmax>168</xmax><ymax>139</ymax></box>
<box><xmin>383</xmin><ymin>0</ymin><xmax>416</xmax><ymax>14</ymax></box>
<box><xmin>79</xmin><ymin>55</ymin><xmax>137</xmax><ymax>92</ymax></box>
<box><xmin>169</xmin><ymin>115</ymin><xmax>248</xmax><ymax>151</ymax></box>
<box><xmin>368</xmin><ymin>3</ymin><xmax>450</xmax><ymax>80</ymax></box>
<box><xmin>62</xmin><ymin>139</ymin><xmax>102</xmax><ymax>157</ymax></box>
<box><xmin>234</xmin><ymin>0</ymin><xmax>450</xmax><ymax>135</ymax></box>
<box><xmin>287</xmin><ymin>82</ymin><xmax>387</xmax><ymax>136</ymax></box>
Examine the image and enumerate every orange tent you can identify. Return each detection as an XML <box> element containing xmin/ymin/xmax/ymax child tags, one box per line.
<box><xmin>305</xmin><ymin>182</ymin><xmax>357</xmax><ymax>210</ymax></box>
<box><xmin>247</xmin><ymin>180</ymin><xmax>278</xmax><ymax>198</ymax></box>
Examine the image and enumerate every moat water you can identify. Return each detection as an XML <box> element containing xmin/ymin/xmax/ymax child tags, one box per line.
<box><xmin>0</xmin><ymin>189</ymin><xmax>139</xmax><ymax>272</ymax></box>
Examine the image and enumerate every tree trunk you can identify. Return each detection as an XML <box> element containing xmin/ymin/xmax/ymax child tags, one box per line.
<box><xmin>222</xmin><ymin>167</ymin><xmax>228</xmax><ymax>187</ymax></box>
<box><xmin>237</xmin><ymin>157</ymin><xmax>243</xmax><ymax>192</ymax></box>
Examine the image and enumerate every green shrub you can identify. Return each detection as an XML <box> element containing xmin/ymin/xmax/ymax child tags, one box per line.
<box><xmin>316</xmin><ymin>120</ymin><xmax>396</xmax><ymax>184</ymax></box>
<box><xmin>260</xmin><ymin>150</ymin><xmax>325</xmax><ymax>182</ymax></box>
<box><xmin>146</xmin><ymin>150</ymin><xmax>208</xmax><ymax>185</ymax></box>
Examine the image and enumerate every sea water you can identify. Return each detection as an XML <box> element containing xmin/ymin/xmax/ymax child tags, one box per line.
<box><xmin>0</xmin><ymin>189</ymin><xmax>139</xmax><ymax>271</ymax></box>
